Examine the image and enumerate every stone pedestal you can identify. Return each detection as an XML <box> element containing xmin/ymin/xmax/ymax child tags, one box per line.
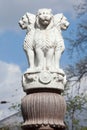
<box><xmin>21</xmin><ymin>71</ymin><xmax>66</xmax><ymax>130</ymax></box>
<box><xmin>21</xmin><ymin>93</ymin><xmax>66</xmax><ymax>129</ymax></box>
<box><xmin>21</xmin><ymin>94</ymin><xmax>66</xmax><ymax>130</ymax></box>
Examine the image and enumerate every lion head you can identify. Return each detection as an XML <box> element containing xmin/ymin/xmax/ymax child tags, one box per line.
<box><xmin>19</xmin><ymin>13</ymin><xmax>35</xmax><ymax>30</ymax></box>
<box><xmin>35</xmin><ymin>8</ymin><xmax>53</xmax><ymax>29</ymax></box>
<box><xmin>54</xmin><ymin>13</ymin><xmax>69</xmax><ymax>30</ymax></box>
<box><xmin>60</xmin><ymin>15</ymin><xmax>69</xmax><ymax>30</ymax></box>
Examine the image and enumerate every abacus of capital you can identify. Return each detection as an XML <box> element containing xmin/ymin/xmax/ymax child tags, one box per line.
<box><xmin>19</xmin><ymin>8</ymin><xmax>69</xmax><ymax>130</ymax></box>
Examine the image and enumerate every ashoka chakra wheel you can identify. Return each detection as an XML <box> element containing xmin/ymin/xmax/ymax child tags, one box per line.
<box><xmin>39</xmin><ymin>71</ymin><xmax>51</xmax><ymax>84</ymax></box>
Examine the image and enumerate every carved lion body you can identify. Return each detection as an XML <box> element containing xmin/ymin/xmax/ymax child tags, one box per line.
<box><xmin>34</xmin><ymin>28</ymin><xmax>55</xmax><ymax>50</ymax></box>
<box><xmin>33</xmin><ymin>9</ymin><xmax>66</xmax><ymax>71</ymax></box>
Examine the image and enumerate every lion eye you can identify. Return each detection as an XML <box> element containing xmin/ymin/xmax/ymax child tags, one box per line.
<box><xmin>39</xmin><ymin>13</ymin><xmax>41</xmax><ymax>15</ymax></box>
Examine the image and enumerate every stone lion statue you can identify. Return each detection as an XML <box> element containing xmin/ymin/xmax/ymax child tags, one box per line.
<box><xmin>34</xmin><ymin>9</ymin><xmax>69</xmax><ymax>74</ymax></box>
<box><xmin>19</xmin><ymin>13</ymin><xmax>35</xmax><ymax>71</ymax></box>
<box><xmin>19</xmin><ymin>9</ymin><xmax>69</xmax><ymax>74</ymax></box>
<box><xmin>53</xmin><ymin>13</ymin><xmax>69</xmax><ymax>73</ymax></box>
<box><xmin>34</xmin><ymin>9</ymin><xmax>55</xmax><ymax>71</ymax></box>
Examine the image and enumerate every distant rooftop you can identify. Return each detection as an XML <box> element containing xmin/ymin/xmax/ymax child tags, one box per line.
<box><xmin>0</xmin><ymin>111</ymin><xmax>23</xmax><ymax>128</ymax></box>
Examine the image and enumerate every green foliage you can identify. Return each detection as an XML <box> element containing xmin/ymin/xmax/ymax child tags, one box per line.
<box><xmin>81</xmin><ymin>127</ymin><xmax>87</xmax><ymax>130</ymax></box>
<box><xmin>0</xmin><ymin>127</ymin><xmax>9</xmax><ymax>130</ymax></box>
<box><xmin>65</xmin><ymin>90</ymin><xmax>87</xmax><ymax>129</ymax></box>
<box><xmin>0</xmin><ymin>123</ymin><xmax>22</xmax><ymax>130</ymax></box>
<box><xmin>9</xmin><ymin>103</ymin><xmax>21</xmax><ymax>111</ymax></box>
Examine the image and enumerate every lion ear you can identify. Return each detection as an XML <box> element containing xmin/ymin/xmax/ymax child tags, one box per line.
<box><xmin>35</xmin><ymin>15</ymin><xmax>40</xmax><ymax>28</ymax></box>
<box><xmin>54</xmin><ymin>13</ymin><xmax>63</xmax><ymax>23</ymax></box>
<box><xmin>49</xmin><ymin>9</ymin><xmax>52</xmax><ymax>13</ymax></box>
<box><xmin>26</xmin><ymin>12</ymin><xmax>35</xmax><ymax>24</ymax></box>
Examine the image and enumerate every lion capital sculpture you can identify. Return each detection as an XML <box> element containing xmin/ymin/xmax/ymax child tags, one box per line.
<box><xmin>19</xmin><ymin>8</ymin><xmax>69</xmax><ymax>75</ymax></box>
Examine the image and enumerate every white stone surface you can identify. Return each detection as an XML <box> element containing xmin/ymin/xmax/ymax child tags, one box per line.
<box><xmin>19</xmin><ymin>8</ymin><xmax>69</xmax><ymax>91</ymax></box>
<box><xmin>22</xmin><ymin>71</ymin><xmax>66</xmax><ymax>92</ymax></box>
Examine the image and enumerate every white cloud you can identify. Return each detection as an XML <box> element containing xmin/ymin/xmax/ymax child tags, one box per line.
<box><xmin>0</xmin><ymin>111</ymin><xmax>3</xmax><ymax>118</ymax></box>
<box><xmin>0</xmin><ymin>61</ymin><xmax>25</xmax><ymax>120</ymax></box>
<box><xmin>67</xmin><ymin>76</ymin><xmax>87</xmax><ymax>98</ymax></box>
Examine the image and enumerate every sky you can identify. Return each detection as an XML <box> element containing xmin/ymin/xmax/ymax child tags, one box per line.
<box><xmin>0</xmin><ymin>0</ymin><xmax>87</xmax><ymax>120</ymax></box>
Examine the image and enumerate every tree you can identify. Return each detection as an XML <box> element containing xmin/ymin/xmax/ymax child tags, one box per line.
<box><xmin>64</xmin><ymin>1</ymin><xmax>87</xmax><ymax>129</ymax></box>
<box><xmin>64</xmin><ymin>59</ymin><xmax>87</xmax><ymax>129</ymax></box>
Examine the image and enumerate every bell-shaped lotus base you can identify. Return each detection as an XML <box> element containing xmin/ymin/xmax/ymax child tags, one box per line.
<box><xmin>21</xmin><ymin>92</ymin><xmax>66</xmax><ymax>129</ymax></box>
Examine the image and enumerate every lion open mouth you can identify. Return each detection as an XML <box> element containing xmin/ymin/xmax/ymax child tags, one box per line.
<box><xmin>39</xmin><ymin>18</ymin><xmax>51</xmax><ymax>26</ymax></box>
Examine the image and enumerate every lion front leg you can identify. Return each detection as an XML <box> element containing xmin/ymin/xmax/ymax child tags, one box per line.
<box><xmin>54</xmin><ymin>50</ymin><xmax>65</xmax><ymax>75</ymax></box>
<box><xmin>25</xmin><ymin>49</ymin><xmax>35</xmax><ymax>72</ymax></box>
<box><xmin>46</xmin><ymin>48</ymin><xmax>54</xmax><ymax>71</ymax></box>
<box><xmin>54</xmin><ymin>50</ymin><xmax>61</xmax><ymax>69</ymax></box>
<box><xmin>35</xmin><ymin>48</ymin><xmax>44</xmax><ymax>71</ymax></box>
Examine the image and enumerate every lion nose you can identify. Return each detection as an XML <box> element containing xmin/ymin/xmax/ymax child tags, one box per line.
<box><xmin>67</xmin><ymin>22</ymin><xmax>70</xmax><ymax>27</ymax></box>
<box><xmin>44</xmin><ymin>16</ymin><xmax>48</xmax><ymax>19</ymax></box>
